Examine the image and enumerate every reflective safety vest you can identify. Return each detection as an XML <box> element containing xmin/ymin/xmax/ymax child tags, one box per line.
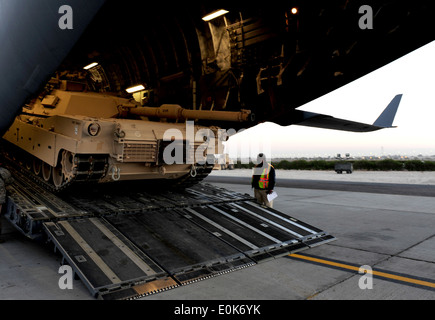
<box><xmin>258</xmin><ymin>164</ymin><xmax>273</xmax><ymax>189</ymax></box>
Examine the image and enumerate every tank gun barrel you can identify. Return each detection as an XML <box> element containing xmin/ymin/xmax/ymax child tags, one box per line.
<box><xmin>126</xmin><ymin>104</ymin><xmax>254</xmax><ymax>122</ymax></box>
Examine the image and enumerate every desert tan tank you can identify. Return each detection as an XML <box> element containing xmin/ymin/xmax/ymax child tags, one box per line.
<box><xmin>2</xmin><ymin>79</ymin><xmax>252</xmax><ymax>191</ymax></box>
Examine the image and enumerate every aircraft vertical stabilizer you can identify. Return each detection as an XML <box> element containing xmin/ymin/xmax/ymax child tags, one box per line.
<box><xmin>373</xmin><ymin>94</ymin><xmax>403</xmax><ymax>128</ymax></box>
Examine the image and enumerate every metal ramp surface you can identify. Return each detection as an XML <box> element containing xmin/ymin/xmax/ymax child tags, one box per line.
<box><xmin>5</xmin><ymin>169</ymin><xmax>335</xmax><ymax>299</ymax></box>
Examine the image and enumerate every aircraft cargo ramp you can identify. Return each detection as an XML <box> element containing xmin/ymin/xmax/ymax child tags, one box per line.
<box><xmin>4</xmin><ymin>168</ymin><xmax>335</xmax><ymax>300</ymax></box>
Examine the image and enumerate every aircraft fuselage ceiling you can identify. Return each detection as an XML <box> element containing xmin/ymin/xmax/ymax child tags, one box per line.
<box><xmin>1</xmin><ymin>0</ymin><xmax>434</xmax><ymax>134</ymax></box>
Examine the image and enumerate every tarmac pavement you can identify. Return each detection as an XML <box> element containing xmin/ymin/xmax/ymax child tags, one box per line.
<box><xmin>1</xmin><ymin>170</ymin><xmax>434</xmax><ymax>302</ymax></box>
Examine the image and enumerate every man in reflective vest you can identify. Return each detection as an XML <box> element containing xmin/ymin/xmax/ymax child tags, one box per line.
<box><xmin>251</xmin><ymin>153</ymin><xmax>275</xmax><ymax>208</ymax></box>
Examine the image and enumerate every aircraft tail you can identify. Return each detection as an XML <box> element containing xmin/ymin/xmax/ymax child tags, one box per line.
<box><xmin>372</xmin><ymin>94</ymin><xmax>403</xmax><ymax>128</ymax></box>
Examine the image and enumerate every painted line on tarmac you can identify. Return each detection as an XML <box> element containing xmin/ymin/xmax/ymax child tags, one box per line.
<box><xmin>287</xmin><ymin>253</ymin><xmax>435</xmax><ymax>291</ymax></box>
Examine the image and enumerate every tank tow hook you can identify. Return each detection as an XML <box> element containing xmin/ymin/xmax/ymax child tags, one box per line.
<box><xmin>111</xmin><ymin>166</ymin><xmax>121</xmax><ymax>181</ymax></box>
<box><xmin>190</xmin><ymin>165</ymin><xmax>197</xmax><ymax>178</ymax></box>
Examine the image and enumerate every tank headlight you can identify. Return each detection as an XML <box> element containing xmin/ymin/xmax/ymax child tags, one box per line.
<box><xmin>88</xmin><ymin>123</ymin><xmax>101</xmax><ymax>136</ymax></box>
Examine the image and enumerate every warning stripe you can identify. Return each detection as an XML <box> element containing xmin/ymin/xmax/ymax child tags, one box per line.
<box><xmin>289</xmin><ymin>253</ymin><xmax>435</xmax><ymax>290</ymax></box>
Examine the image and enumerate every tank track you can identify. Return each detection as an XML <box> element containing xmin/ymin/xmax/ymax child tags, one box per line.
<box><xmin>7</xmin><ymin>156</ymin><xmax>107</xmax><ymax>193</ymax></box>
<box><xmin>1</xmin><ymin>142</ymin><xmax>107</xmax><ymax>193</ymax></box>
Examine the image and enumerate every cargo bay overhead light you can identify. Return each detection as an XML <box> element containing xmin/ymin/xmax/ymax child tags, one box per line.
<box><xmin>202</xmin><ymin>9</ymin><xmax>229</xmax><ymax>21</ymax></box>
<box><xmin>126</xmin><ymin>84</ymin><xmax>145</xmax><ymax>93</ymax></box>
<box><xmin>291</xmin><ymin>7</ymin><xmax>299</xmax><ymax>15</ymax></box>
<box><xmin>83</xmin><ymin>62</ymin><xmax>98</xmax><ymax>70</ymax></box>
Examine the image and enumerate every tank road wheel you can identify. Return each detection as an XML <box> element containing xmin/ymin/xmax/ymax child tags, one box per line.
<box><xmin>42</xmin><ymin>162</ymin><xmax>52</xmax><ymax>181</ymax></box>
<box><xmin>52</xmin><ymin>163</ymin><xmax>64</xmax><ymax>188</ymax></box>
<box><xmin>33</xmin><ymin>159</ymin><xmax>42</xmax><ymax>175</ymax></box>
<box><xmin>61</xmin><ymin>151</ymin><xmax>76</xmax><ymax>183</ymax></box>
